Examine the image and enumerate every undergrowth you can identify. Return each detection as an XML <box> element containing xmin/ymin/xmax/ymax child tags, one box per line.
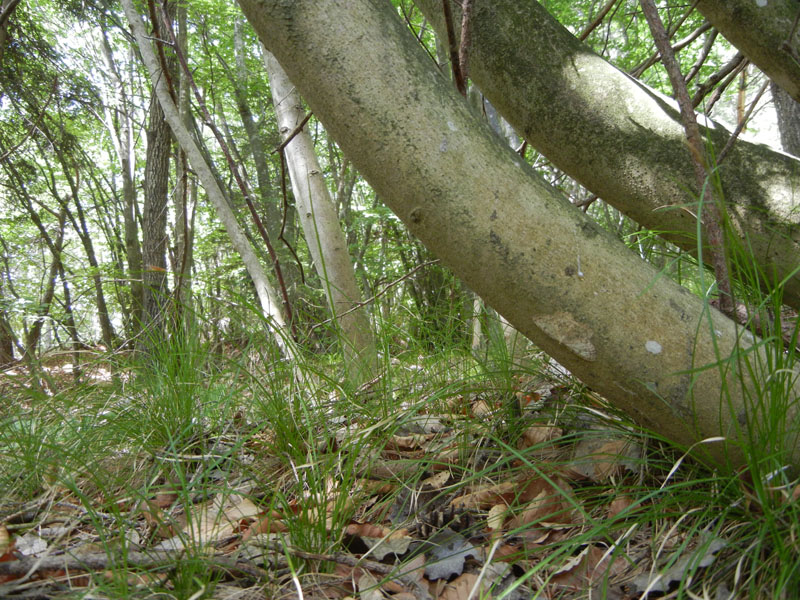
<box><xmin>1</xmin><ymin>270</ymin><xmax>799</xmax><ymax>599</ymax></box>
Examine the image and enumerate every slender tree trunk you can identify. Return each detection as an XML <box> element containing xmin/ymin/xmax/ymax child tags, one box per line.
<box><xmin>58</xmin><ymin>265</ymin><xmax>81</xmax><ymax>381</ymax></box>
<box><xmin>121</xmin><ymin>0</ymin><xmax>299</xmax><ymax>363</ymax></box>
<box><xmin>238</xmin><ymin>0</ymin><xmax>800</xmax><ymax>467</ymax></box>
<box><xmin>14</xmin><ymin>182</ymin><xmax>82</xmax><ymax>376</ymax></box>
<box><xmin>24</xmin><ymin>257</ymin><xmax>57</xmax><ymax>358</ymax></box>
<box><xmin>141</xmin><ymin>4</ymin><xmax>174</xmax><ymax>341</ymax></box>
<box><xmin>98</xmin><ymin>27</ymin><xmax>143</xmax><ymax>335</ymax></box>
<box><xmin>24</xmin><ymin>211</ymin><xmax>66</xmax><ymax>359</ymax></box>
<box><xmin>29</xmin><ymin>138</ymin><xmax>117</xmax><ymax>350</ymax></box>
<box><xmin>470</xmin><ymin>294</ymin><xmax>482</xmax><ymax>355</ymax></box>
<box><xmin>231</xmin><ymin>21</ymin><xmax>301</xmax><ymax>296</ymax></box>
<box><xmin>0</xmin><ymin>281</ymin><xmax>15</xmax><ymax>367</ymax></box>
<box><xmin>0</xmin><ymin>236</ymin><xmax>21</xmax><ymax>368</ymax></box>
<box><xmin>141</xmin><ymin>97</ymin><xmax>171</xmax><ymax>334</ymax></box>
<box><xmin>264</xmin><ymin>50</ymin><xmax>377</xmax><ymax>385</ymax></box>
<box><xmin>232</xmin><ymin>20</ymin><xmax>277</xmax><ymax>228</ymax></box>
<box><xmin>171</xmin><ymin>1</ymin><xmax>193</xmax><ymax>315</ymax></box>
<box><xmin>0</xmin><ymin>0</ymin><xmax>20</xmax><ymax>67</ymax></box>
<box><xmin>69</xmin><ymin>192</ymin><xmax>116</xmax><ymax>349</ymax></box>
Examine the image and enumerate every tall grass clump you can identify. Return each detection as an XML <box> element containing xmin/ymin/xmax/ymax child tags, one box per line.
<box><xmin>129</xmin><ymin>314</ymin><xmax>217</xmax><ymax>452</ymax></box>
<box><xmin>679</xmin><ymin>169</ymin><xmax>800</xmax><ymax>596</ymax></box>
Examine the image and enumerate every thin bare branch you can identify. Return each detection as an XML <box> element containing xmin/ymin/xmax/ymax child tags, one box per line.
<box><xmin>640</xmin><ymin>0</ymin><xmax>733</xmax><ymax>315</ymax></box>
<box><xmin>579</xmin><ymin>0</ymin><xmax>620</xmax><ymax>41</ymax></box>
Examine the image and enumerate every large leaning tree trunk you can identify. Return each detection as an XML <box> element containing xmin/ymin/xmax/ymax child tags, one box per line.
<box><xmin>773</xmin><ymin>83</ymin><xmax>800</xmax><ymax>158</ymax></box>
<box><xmin>120</xmin><ymin>0</ymin><xmax>298</xmax><ymax>363</ymax></box>
<box><xmin>695</xmin><ymin>0</ymin><xmax>800</xmax><ymax>105</ymax></box>
<box><xmin>264</xmin><ymin>50</ymin><xmax>377</xmax><ymax>386</ymax></box>
<box><xmin>238</xmin><ymin>0</ymin><xmax>800</xmax><ymax>468</ymax></box>
<box><xmin>416</xmin><ymin>0</ymin><xmax>800</xmax><ymax>311</ymax></box>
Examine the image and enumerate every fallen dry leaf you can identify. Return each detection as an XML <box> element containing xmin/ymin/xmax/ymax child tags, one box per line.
<box><xmin>389</xmin><ymin>433</ymin><xmax>434</xmax><ymax>451</ymax></box>
<box><xmin>438</xmin><ymin>572</ymin><xmax>487</xmax><ymax>600</ymax></box>
<box><xmin>506</xmin><ymin>477</ymin><xmax>574</xmax><ymax>531</ymax></box>
<box><xmin>357</xmin><ymin>570</ymin><xmax>384</xmax><ymax>600</ymax></box>
<box><xmin>519</xmin><ymin>424</ymin><xmax>562</xmax><ymax>448</ymax></box>
<box><xmin>551</xmin><ymin>544</ymin><xmax>626</xmax><ymax>591</ymax></box>
<box><xmin>242</xmin><ymin>511</ymin><xmax>289</xmax><ymax>540</ymax></box>
<box><xmin>606</xmin><ymin>495</ymin><xmax>634</xmax><ymax>519</ymax></box>
<box><xmin>570</xmin><ymin>435</ymin><xmax>639</xmax><ymax>481</ymax></box>
<box><xmin>154</xmin><ymin>493</ymin><xmax>261</xmax><ymax>550</ymax></box>
<box><xmin>450</xmin><ymin>481</ymin><xmax>517</xmax><ymax>510</ymax></box>
<box><xmin>0</xmin><ymin>526</ymin><xmax>11</xmax><ymax>557</ymax></box>
<box><xmin>472</xmin><ymin>398</ymin><xmax>493</xmax><ymax>417</ymax></box>
<box><xmin>346</xmin><ymin>523</ymin><xmax>388</xmax><ymax>538</ymax></box>
<box><xmin>421</xmin><ymin>470</ymin><xmax>450</xmax><ymax>489</ymax></box>
<box><xmin>486</xmin><ymin>504</ymin><xmax>508</xmax><ymax>538</ymax></box>
<box><xmin>362</xmin><ymin>533</ymin><xmax>413</xmax><ymax>560</ymax></box>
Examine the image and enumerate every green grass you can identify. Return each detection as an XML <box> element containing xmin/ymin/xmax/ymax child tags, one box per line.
<box><xmin>1</xmin><ymin>264</ymin><xmax>799</xmax><ymax>599</ymax></box>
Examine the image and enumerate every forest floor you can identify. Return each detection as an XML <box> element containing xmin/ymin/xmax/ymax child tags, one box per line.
<box><xmin>0</xmin><ymin>345</ymin><xmax>796</xmax><ymax>599</ymax></box>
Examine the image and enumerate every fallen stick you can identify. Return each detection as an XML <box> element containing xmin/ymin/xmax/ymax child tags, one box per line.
<box><xmin>0</xmin><ymin>550</ymin><xmax>266</xmax><ymax>579</ymax></box>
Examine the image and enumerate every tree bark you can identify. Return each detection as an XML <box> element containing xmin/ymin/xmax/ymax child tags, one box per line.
<box><xmin>142</xmin><ymin>92</ymin><xmax>172</xmax><ymax>336</ymax></box>
<box><xmin>120</xmin><ymin>0</ymin><xmax>298</xmax><ymax>362</ymax></box>
<box><xmin>0</xmin><ymin>0</ymin><xmax>20</xmax><ymax>67</ymax></box>
<box><xmin>140</xmin><ymin>1</ymin><xmax>174</xmax><ymax>342</ymax></box>
<box><xmin>264</xmin><ymin>50</ymin><xmax>377</xmax><ymax>385</ymax></box>
<box><xmin>415</xmin><ymin>0</ymin><xmax>800</xmax><ymax>310</ymax></box>
<box><xmin>772</xmin><ymin>82</ymin><xmax>800</xmax><ymax>158</ymax></box>
<box><xmin>695</xmin><ymin>0</ymin><xmax>800</xmax><ymax>104</ymax></box>
<box><xmin>238</xmin><ymin>0</ymin><xmax>800</xmax><ymax>467</ymax></box>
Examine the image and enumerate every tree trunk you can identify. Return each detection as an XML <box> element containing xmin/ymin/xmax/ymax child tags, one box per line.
<box><xmin>172</xmin><ymin>2</ymin><xmax>194</xmax><ymax>314</ymax></box>
<box><xmin>232</xmin><ymin>20</ymin><xmax>279</xmax><ymax>232</ymax></box>
<box><xmin>238</xmin><ymin>0</ymin><xmax>800</xmax><ymax>467</ymax></box>
<box><xmin>142</xmin><ymin>95</ymin><xmax>171</xmax><ymax>334</ymax></box>
<box><xmin>0</xmin><ymin>0</ymin><xmax>20</xmax><ymax>67</ymax></box>
<box><xmin>141</xmin><ymin>7</ymin><xmax>173</xmax><ymax>340</ymax></box>
<box><xmin>98</xmin><ymin>26</ymin><xmax>143</xmax><ymax>335</ymax></box>
<box><xmin>24</xmin><ymin>211</ymin><xmax>66</xmax><ymax>359</ymax></box>
<box><xmin>57</xmin><ymin>261</ymin><xmax>81</xmax><ymax>381</ymax></box>
<box><xmin>264</xmin><ymin>50</ymin><xmax>377</xmax><ymax>385</ymax></box>
<box><xmin>772</xmin><ymin>82</ymin><xmax>800</xmax><ymax>158</ymax></box>
<box><xmin>121</xmin><ymin>0</ymin><xmax>299</xmax><ymax>363</ymax></box>
<box><xmin>0</xmin><ymin>279</ymin><xmax>15</xmax><ymax>367</ymax></box>
<box><xmin>231</xmin><ymin>23</ymin><xmax>300</xmax><ymax>296</ymax></box>
<box><xmin>482</xmin><ymin>97</ymin><xmax>528</xmax><ymax>366</ymax></box>
<box><xmin>696</xmin><ymin>0</ymin><xmax>800</xmax><ymax>104</ymax></box>
<box><xmin>415</xmin><ymin>0</ymin><xmax>800</xmax><ymax>310</ymax></box>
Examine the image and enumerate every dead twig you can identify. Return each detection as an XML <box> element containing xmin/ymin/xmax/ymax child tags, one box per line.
<box><xmin>716</xmin><ymin>80</ymin><xmax>769</xmax><ymax>165</ymax></box>
<box><xmin>458</xmin><ymin>0</ymin><xmax>474</xmax><ymax>84</ymax></box>
<box><xmin>307</xmin><ymin>259</ymin><xmax>439</xmax><ymax>334</ymax></box>
<box><xmin>442</xmin><ymin>0</ymin><xmax>466</xmax><ymax>96</ymax></box>
<box><xmin>0</xmin><ymin>550</ymin><xmax>266</xmax><ymax>580</ymax></box>
<box><xmin>155</xmin><ymin>3</ymin><xmax>297</xmax><ymax>337</ymax></box>
<box><xmin>260</xmin><ymin>541</ymin><xmax>432</xmax><ymax>600</ymax></box>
